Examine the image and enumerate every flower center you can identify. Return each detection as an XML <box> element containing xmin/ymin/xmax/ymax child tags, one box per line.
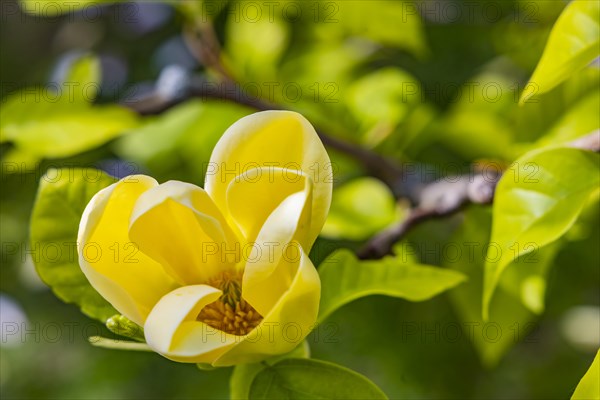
<box><xmin>196</xmin><ymin>271</ymin><xmax>263</xmax><ymax>336</ymax></box>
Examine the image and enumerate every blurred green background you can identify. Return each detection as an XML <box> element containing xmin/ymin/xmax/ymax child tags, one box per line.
<box><xmin>1</xmin><ymin>0</ymin><xmax>599</xmax><ymax>399</ymax></box>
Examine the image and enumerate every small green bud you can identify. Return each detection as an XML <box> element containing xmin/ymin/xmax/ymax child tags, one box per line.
<box><xmin>106</xmin><ymin>314</ymin><xmax>145</xmax><ymax>342</ymax></box>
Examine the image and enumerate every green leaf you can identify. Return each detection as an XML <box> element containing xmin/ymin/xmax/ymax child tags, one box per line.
<box><xmin>536</xmin><ymin>90</ymin><xmax>600</xmax><ymax>147</ymax></box>
<box><xmin>497</xmin><ymin>241</ymin><xmax>561</xmax><ymax>314</ymax></box>
<box><xmin>321</xmin><ymin>178</ymin><xmax>403</xmax><ymax>240</ymax></box>
<box><xmin>1</xmin><ymin>97</ymin><xmax>138</xmax><ymax>159</ymax></box>
<box><xmin>114</xmin><ymin>100</ymin><xmax>206</xmax><ymax>165</ymax></box>
<box><xmin>515</xmin><ymin>67</ymin><xmax>600</xmax><ymax>143</ymax></box>
<box><xmin>248</xmin><ymin>358</ymin><xmax>388</xmax><ymax>400</ymax></box>
<box><xmin>446</xmin><ymin>206</ymin><xmax>538</xmax><ymax>367</ymax></box>
<box><xmin>483</xmin><ymin>147</ymin><xmax>600</xmax><ymax>319</ymax></box>
<box><xmin>491</xmin><ymin>5</ymin><xmax>563</xmax><ymax>72</ymax></box>
<box><xmin>520</xmin><ymin>0</ymin><xmax>600</xmax><ymax>104</ymax></box>
<box><xmin>572</xmin><ymin>349</ymin><xmax>600</xmax><ymax>400</ymax></box>
<box><xmin>438</xmin><ymin>111</ymin><xmax>515</xmax><ymax>161</ymax></box>
<box><xmin>345</xmin><ymin>68</ymin><xmax>421</xmax><ymax>146</ymax></box>
<box><xmin>1</xmin><ymin>53</ymin><xmax>137</xmax><ymax>159</ymax></box>
<box><xmin>114</xmin><ymin>100</ymin><xmax>251</xmax><ymax>184</ymax></box>
<box><xmin>63</xmin><ymin>54</ymin><xmax>101</xmax><ymax>103</ymax></box>
<box><xmin>318</xmin><ymin>249</ymin><xmax>466</xmax><ymax>323</ymax></box>
<box><xmin>333</xmin><ymin>0</ymin><xmax>428</xmax><ymax>58</ymax></box>
<box><xmin>280</xmin><ymin>43</ymin><xmax>366</xmax><ymax>88</ymax></box>
<box><xmin>224</xmin><ymin>13</ymin><xmax>290</xmax><ymax>81</ymax></box>
<box><xmin>437</xmin><ymin>73</ymin><xmax>517</xmax><ymax>161</ymax></box>
<box><xmin>30</xmin><ymin>168</ymin><xmax>118</xmax><ymax>322</ymax></box>
<box><xmin>113</xmin><ymin>100</ymin><xmax>207</xmax><ymax>176</ymax></box>
<box><xmin>230</xmin><ymin>342</ymin><xmax>310</xmax><ymax>400</ymax></box>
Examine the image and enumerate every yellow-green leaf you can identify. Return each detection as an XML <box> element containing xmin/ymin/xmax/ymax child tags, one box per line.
<box><xmin>536</xmin><ymin>90</ymin><xmax>600</xmax><ymax>147</ymax></box>
<box><xmin>483</xmin><ymin>147</ymin><xmax>600</xmax><ymax>319</ymax></box>
<box><xmin>64</xmin><ymin>54</ymin><xmax>101</xmax><ymax>103</ymax></box>
<box><xmin>333</xmin><ymin>0</ymin><xmax>428</xmax><ymax>58</ymax></box>
<box><xmin>572</xmin><ymin>350</ymin><xmax>600</xmax><ymax>400</ymax></box>
<box><xmin>224</xmin><ymin>12</ymin><xmax>289</xmax><ymax>81</ymax></box>
<box><xmin>30</xmin><ymin>168</ymin><xmax>118</xmax><ymax>322</ymax></box>
<box><xmin>321</xmin><ymin>178</ymin><xmax>402</xmax><ymax>240</ymax></box>
<box><xmin>520</xmin><ymin>0</ymin><xmax>600</xmax><ymax>104</ymax></box>
<box><xmin>1</xmin><ymin>96</ymin><xmax>138</xmax><ymax>159</ymax></box>
<box><xmin>446</xmin><ymin>206</ymin><xmax>539</xmax><ymax>367</ymax></box>
<box><xmin>318</xmin><ymin>249</ymin><xmax>466</xmax><ymax>323</ymax></box>
<box><xmin>114</xmin><ymin>100</ymin><xmax>251</xmax><ymax>183</ymax></box>
<box><xmin>1</xmin><ymin>52</ymin><xmax>137</xmax><ymax>159</ymax></box>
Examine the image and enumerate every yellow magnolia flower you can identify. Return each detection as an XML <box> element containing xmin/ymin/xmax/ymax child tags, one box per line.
<box><xmin>77</xmin><ymin>111</ymin><xmax>332</xmax><ymax>366</ymax></box>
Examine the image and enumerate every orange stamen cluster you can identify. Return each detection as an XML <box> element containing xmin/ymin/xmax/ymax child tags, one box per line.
<box><xmin>197</xmin><ymin>271</ymin><xmax>263</xmax><ymax>336</ymax></box>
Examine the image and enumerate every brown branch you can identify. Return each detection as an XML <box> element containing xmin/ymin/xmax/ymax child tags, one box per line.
<box><xmin>183</xmin><ymin>20</ymin><xmax>236</xmax><ymax>84</ymax></box>
<box><xmin>123</xmin><ymin>19</ymin><xmax>600</xmax><ymax>261</ymax></box>
<box><xmin>123</xmin><ymin>80</ymin><xmax>405</xmax><ymax>194</ymax></box>
<box><xmin>184</xmin><ymin>17</ymin><xmax>407</xmax><ymax>195</ymax></box>
<box><xmin>569</xmin><ymin>129</ymin><xmax>600</xmax><ymax>151</ymax></box>
<box><xmin>358</xmin><ymin>130</ymin><xmax>600</xmax><ymax>260</ymax></box>
<box><xmin>357</xmin><ymin>173</ymin><xmax>501</xmax><ymax>259</ymax></box>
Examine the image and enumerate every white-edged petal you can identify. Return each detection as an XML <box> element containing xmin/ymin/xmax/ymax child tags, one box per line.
<box><xmin>77</xmin><ymin>175</ymin><xmax>177</xmax><ymax>325</ymax></box>
<box><xmin>144</xmin><ymin>285</ymin><xmax>239</xmax><ymax>363</ymax></box>
<box><xmin>213</xmin><ymin>250</ymin><xmax>320</xmax><ymax>366</ymax></box>
<box><xmin>205</xmin><ymin>110</ymin><xmax>332</xmax><ymax>250</ymax></box>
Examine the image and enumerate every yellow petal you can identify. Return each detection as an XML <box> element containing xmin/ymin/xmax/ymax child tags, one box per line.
<box><xmin>77</xmin><ymin>175</ymin><xmax>177</xmax><ymax>325</ymax></box>
<box><xmin>237</xmin><ymin>172</ymin><xmax>312</xmax><ymax>315</ymax></box>
<box><xmin>226</xmin><ymin>167</ymin><xmax>311</xmax><ymax>245</ymax></box>
<box><xmin>144</xmin><ymin>285</ymin><xmax>239</xmax><ymax>363</ymax></box>
<box><xmin>129</xmin><ymin>181</ymin><xmax>240</xmax><ymax>286</ymax></box>
<box><xmin>213</xmin><ymin>250</ymin><xmax>320</xmax><ymax>366</ymax></box>
<box><xmin>205</xmin><ymin>110</ymin><xmax>332</xmax><ymax>250</ymax></box>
